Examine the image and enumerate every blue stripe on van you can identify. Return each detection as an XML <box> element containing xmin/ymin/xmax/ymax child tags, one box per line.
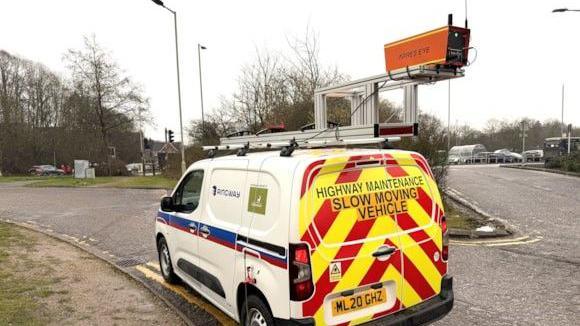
<box><xmin>157</xmin><ymin>211</ymin><xmax>287</xmax><ymax>269</ymax></box>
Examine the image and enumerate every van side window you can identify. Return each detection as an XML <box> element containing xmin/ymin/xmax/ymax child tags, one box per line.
<box><xmin>174</xmin><ymin>170</ymin><xmax>204</xmax><ymax>213</ymax></box>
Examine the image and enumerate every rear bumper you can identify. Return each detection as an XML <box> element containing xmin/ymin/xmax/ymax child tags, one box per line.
<box><xmin>276</xmin><ymin>276</ymin><xmax>453</xmax><ymax>326</ymax></box>
<box><xmin>368</xmin><ymin>275</ymin><xmax>454</xmax><ymax>326</ymax></box>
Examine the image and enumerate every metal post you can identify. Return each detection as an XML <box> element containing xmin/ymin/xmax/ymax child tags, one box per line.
<box><xmin>198</xmin><ymin>44</ymin><xmax>206</xmax><ymax>134</ymax></box>
<box><xmin>568</xmin><ymin>124</ymin><xmax>572</xmax><ymax>154</ymax></box>
<box><xmin>140</xmin><ymin>130</ymin><xmax>145</xmax><ymax>176</ymax></box>
<box><xmin>561</xmin><ymin>84</ymin><xmax>565</xmax><ymax>137</ymax></box>
<box><xmin>170</xmin><ymin>9</ymin><xmax>186</xmax><ymax>174</ymax></box>
<box><xmin>521</xmin><ymin>120</ymin><xmax>526</xmax><ymax>153</ymax></box>
<box><xmin>447</xmin><ymin>80</ymin><xmax>451</xmax><ymax>151</ymax></box>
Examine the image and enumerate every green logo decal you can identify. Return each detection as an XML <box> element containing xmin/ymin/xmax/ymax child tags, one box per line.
<box><xmin>248</xmin><ymin>186</ymin><xmax>268</xmax><ymax>215</ymax></box>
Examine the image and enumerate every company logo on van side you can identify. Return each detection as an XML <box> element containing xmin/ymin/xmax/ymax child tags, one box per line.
<box><xmin>212</xmin><ymin>185</ymin><xmax>241</xmax><ymax>198</ymax></box>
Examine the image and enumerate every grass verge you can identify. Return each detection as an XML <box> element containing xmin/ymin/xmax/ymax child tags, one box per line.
<box><xmin>0</xmin><ymin>222</ymin><xmax>56</xmax><ymax>325</ymax></box>
<box><xmin>0</xmin><ymin>176</ymin><xmax>53</xmax><ymax>183</ymax></box>
<box><xmin>445</xmin><ymin>200</ymin><xmax>483</xmax><ymax>231</ymax></box>
<box><xmin>0</xmin><ymin>175</ymin><xmax>176</xmax><ymax>189</ymax></box>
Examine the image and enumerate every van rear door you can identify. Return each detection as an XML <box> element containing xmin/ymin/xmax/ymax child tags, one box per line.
<box><xmin>390</xmin><ymin>153</ymin><xmax>447</xmax><ymax>310</ymax></box>
<box><xmin>299</xmin><ymin>154</ymin><xmax>406</xmax><ymax>325</ymax></box>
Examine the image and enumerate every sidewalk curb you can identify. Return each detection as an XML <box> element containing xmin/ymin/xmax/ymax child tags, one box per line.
<box><xmin>443</xmin><ymin>188</ymin><xmax>515</xmax><ymax>238</ymax></box>
<box><xmin>500</xmin><ymin>164</ymin><xmax>580</xmax><ymax>177</ymax></box>
<box><xmin>0</xmin><ymin>218</ymin><xmax>195</xmax><ymax>326</ymax></box>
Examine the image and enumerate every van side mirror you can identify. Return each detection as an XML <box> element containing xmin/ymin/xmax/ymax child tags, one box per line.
<box><xmin>160</xmin><ymin>196</ymin><xmax>175</xmax><ymax>212</ymax></box>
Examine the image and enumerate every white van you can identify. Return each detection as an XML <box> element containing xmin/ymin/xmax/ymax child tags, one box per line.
<box><xmin>155</xmin><ymin>148</ymin><xmax>453</xmax><ymax>325</ymax></box>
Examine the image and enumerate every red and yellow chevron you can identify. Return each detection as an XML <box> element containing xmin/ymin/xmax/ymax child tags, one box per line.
<box><xmin>298</xmin><ymin>151</ymin><xmax>446</xmax><ymax>325</ymax></box>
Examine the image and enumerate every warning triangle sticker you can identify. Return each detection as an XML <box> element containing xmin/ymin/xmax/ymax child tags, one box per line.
<box><xmin>329</xmin><ymin>262</ymin><xmax>342</xmax><ymax>282</ymax></box>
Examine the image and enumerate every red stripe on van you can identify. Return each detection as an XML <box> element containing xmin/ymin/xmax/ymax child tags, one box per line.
<box><xmin>302</xmin><ymin>260</ymin><xmax>355</xmax><ymax>316</ymax></box>
<box><xmin>415</xmin><ymin>187</ymin><xmax>443</xmax><ymax>223</ymax></box>
<box><xmin>383</xmin><ymin>154</ymin><xmax>408</xmax><ymax>177</ymax></box>
<box><xmin>396</xmin><ymin>213</ymin><xmax>430</xmax><ymax>242</ymax></box>
<box><xmin>333</xmin><ymin>218</ymin><xmax>376</xmax><ymax>260</ymax></box>
<box><xmin>301</xmin><ymin>160</ymin><xmax>325</xmax><ymax>198</ymax></box>
<box><xmin>335</xmin><ymin>169</ymin><xmax>361</xmax><ymax>184</ymax></box>
<box><xmin>411</xmin><ymin>153</ymin><xmax>434</xmax><ymax>179</ymax></box>
<box><xmin>397</xmin><ymin>213</ymin><xmax>447</xmax><ymax>275</ymax></box>
<box><xmin>359</xmin><ymin>246</ymin><xmax>401</xmax><ymax>287</ymax></box>
<box><xmin>301</xmin><ymin>200</ymin><xmax>338</xmax><ymax>245</ymax></box>
<box><xmin>301</xmin><ymin>217</ymin><xmax>377</xmax><ymax>316</ymax></box>
<box><xmin>401</xmin><ymin>255</ymin><xmax>436</xmax><ymax>300</ymax></box>
<box><xmin>417</xmin><ymin>238</ymin><xmax>447</xmax><ymax>276</ymax></box>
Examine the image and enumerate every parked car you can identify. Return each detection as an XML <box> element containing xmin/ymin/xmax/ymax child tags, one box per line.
<box><xmin>447</xmin><ymin>154</ymin><xmax>461</xmax><ymax>165</ymax></box>
<box><xmin>29</xmin><ymin>165</ymin><xmax>65</xmax><ymax>176</ymax></box>
<box><xmin>494</xmin><ymin>149</ymin><xmax>522</xmax><ymax>163</ymax></box>
<box><xmin>522</xmin><ymin>150</ymin><xmax>543</xmax><ymax>162</ymax></box>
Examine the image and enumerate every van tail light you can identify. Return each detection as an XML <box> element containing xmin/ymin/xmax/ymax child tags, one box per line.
<box><xmin>441</xmin><ymin>215</ymin><xmax>449</xmax><ymax>262</ymax></box>
<box><xmin>289</xmin><ymin>243</ymin><xmax>314</xmax><ymax>301</ymax></box>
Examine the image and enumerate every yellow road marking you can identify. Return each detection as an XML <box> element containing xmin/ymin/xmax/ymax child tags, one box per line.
<box><xmin>146</xmin><ymin>261</ymin><xmax>160</xmax><ymax>272</ymax></box>
<box><xmin>134</xmin><ymin>265</ymin><xmax>236</xmax><ymax>326</ymax></box>
<box><xmin>450</xmin><ymin>236</ymin><xmax>543</xmax><ymax>247</ymax></box>
<box><xmin>484</xmin><ymin>237</ymin><xmax>543</xmax><ymax>247</ymax></box>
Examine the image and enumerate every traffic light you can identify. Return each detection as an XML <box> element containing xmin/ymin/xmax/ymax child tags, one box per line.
<box><xmin>168</xmin><ymin>129</ymin><xmax>174</xmax><ymax>143</ymax></box>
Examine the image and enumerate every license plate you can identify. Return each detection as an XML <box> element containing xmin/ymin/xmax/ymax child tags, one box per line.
<box><xmin>331</xmin><ymin>287</ymin><xmax>387</xmax><ymax>316</ymax></box>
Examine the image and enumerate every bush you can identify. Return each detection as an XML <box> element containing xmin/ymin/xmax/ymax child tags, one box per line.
<box><xmin>546</xmin><ymin>152</ymin><xmax>580</xmax><ymax>172</ymax></box>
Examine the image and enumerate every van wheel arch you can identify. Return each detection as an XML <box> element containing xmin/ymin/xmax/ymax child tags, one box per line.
<box><xmin>156</xmin><ymin>232</ymin><xmax>165</xmax><ymax>246</ymax></box>
<box><xmin>237</xmin><ymin>283</ymin><xmax>273</xmax><ymax>323</ymax></box>
<box><xmin>156</xmin><ymin>234</ymin><xmax>179</xmax><ymax>284</ymax></box>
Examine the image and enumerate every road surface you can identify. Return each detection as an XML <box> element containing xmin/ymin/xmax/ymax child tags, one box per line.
<box><xmin>438</xmin><ymin>165</ymin><xmax>579</xmax><ymax>325</ymax></box>
<box><xmin>0</xmin><ymin>166</ymin><xmax>578</xmax><ymax>325</ymax></box>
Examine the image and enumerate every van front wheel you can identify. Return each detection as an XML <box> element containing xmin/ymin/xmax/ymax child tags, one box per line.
<box><xmin>157</xmin><ymin>237</ymin><xmax>178</xmax><ymax>284</ymax></box>
<box><xmin>240</xmin><ymin>295</ymin><xmax>274</xmax><ymax>326</ymax></box>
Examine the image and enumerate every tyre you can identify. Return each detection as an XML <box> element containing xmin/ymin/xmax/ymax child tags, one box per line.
<box><xmin>240</xmin><ymin>295</ymin><xmax>274</xmax><ymax>326</ymax></box>
<box><xmin>157</xmin><ymin>237</ymin><xmax>179</xmax><ymax>284</ymax></box>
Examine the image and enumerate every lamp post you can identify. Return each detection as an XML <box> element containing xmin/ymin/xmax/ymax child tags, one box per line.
<box><xmin>552</xmin><ymin>9</ymin><xmax>577</xmax><ymax>136</ymax></box>
<box><xmin>151</xmin><ymin>0</ymin><xmax>186</xmax><ymax>174</ymax></box>
<box><xmin>198</xmin><ymin>43</ymin><xmax>207</xmax><ymax>137</ymax></box>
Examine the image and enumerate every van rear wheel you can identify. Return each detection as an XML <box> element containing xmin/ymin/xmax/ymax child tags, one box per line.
<box><xmin>157</xmin><ymin>237</ymin><xmax>178</xmax><ymax>284</ymax></box>
<box><xmin>240</xmin><ymin>295</ymin><xmax>273</xmax><ymax>326</ymax></box>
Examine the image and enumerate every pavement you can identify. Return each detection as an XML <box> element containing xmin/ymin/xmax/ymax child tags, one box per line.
<box><xmin>0</xmin><ymin>166</ymin><xmax>578</xmax><ymax>325</ymax></box>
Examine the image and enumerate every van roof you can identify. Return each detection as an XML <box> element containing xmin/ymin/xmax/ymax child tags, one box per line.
<box><xmin>201</xmin><ymin>148</ymin><xmax>414</xmax><ymax>162</ymax></box>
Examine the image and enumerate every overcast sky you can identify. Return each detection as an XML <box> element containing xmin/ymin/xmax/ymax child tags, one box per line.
<box><xmin>2</xmin><ymin>0</ymin><xmax>579</xmax><ymax>141</ymax></box>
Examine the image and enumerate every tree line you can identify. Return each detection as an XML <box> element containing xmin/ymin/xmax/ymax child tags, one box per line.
<box><xmin>450</xmin><ymin>118</ymin><xmax>577</xmax><ymax>153</ymax></box>
<box><xmin>0</xmin><ymin>36</ymin><xmax>149</xmax><ymax>175</ymax></box>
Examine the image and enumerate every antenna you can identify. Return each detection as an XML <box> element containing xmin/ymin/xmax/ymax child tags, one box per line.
<box><xmin>465</xmin><ymin>0</ymin><xmax>469</xmax><ymax>28</ymax></box>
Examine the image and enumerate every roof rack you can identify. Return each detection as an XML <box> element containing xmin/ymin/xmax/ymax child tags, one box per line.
<box><xmin>203</xmin><ymin>136</ymin><xmax>401</xmax><ymax>158</ymax></box>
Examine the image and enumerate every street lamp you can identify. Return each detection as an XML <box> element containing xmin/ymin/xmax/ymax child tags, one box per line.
<box><xmin>197</xmin><ymin>44</ymin><xmax>207</xmax><ymax>136</ymax></box>
<box><xmin>150</xmin><ymin>0</ymin><xmax>186</xmax><ymax>174</ymax></box>
<box><xmin>551</xmin><ymin>8</ymin><xmax>577</xmax><ymax>136</ymax></box>
<box><xmin>552</xmin><ymin>8</ymin><xmax>580</xmax><ymax>12</ymax></box>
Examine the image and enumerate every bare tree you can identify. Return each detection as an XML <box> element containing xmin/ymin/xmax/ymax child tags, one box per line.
<box><xmin>63</xmin><ymin>35</ymin><xmax>149</xmax><ymax>174</ymax></box>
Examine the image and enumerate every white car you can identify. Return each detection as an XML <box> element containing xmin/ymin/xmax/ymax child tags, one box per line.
<box><xmin>155</xmin><ymin>148</ymin><xmax>453</xmax><ymax>325</ymax></box>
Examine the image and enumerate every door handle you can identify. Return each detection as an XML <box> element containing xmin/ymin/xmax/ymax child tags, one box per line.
<box><xmin>188</xmin><ymin>222</ymin><xmax>197</xmax><ymax>234</ymax></box>
<box><xmin>372</xmin><ymin>246</ymin><xmax>396</xmax><ymax>258</ymax></box>
<box><xmin>200</xmin><ymin>225</ymin><xmax>210</xmax><ymax>238</ymax></box>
